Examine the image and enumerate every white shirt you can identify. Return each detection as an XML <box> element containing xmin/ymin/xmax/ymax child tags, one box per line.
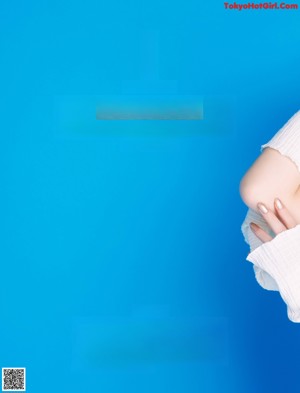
<box><xmin>241</xmin><ymin>109</ymin><xmax>300</xmax><ymax>323</ymax></box>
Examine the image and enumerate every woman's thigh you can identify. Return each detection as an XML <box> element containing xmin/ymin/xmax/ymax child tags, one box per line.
<box><xmin>240</xmin><ymin>147</ymin><xmax>300</xmax><ymax>222</ymax></box>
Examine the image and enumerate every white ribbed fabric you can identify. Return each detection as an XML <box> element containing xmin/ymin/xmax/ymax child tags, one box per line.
<box><xmin>247</xmin><ymin>225</ymin><xmax>300</xmax><ymax>323</ymax></box>
<box><xmin>241</xmin><ymin>209</ymin><xmax>279</xmax><ymax>291</ymax></box>
<box><xmin>241</xmin><ymin>109</ymin><xmax>300</xmax><ymax>323</ymax></box>
<box><xmin>260</xmin><ymin>109</ymin><xmax>300</xmax><ymax>172</ymax></box>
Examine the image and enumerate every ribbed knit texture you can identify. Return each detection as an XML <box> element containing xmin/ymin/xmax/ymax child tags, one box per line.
<box><xmin>246</xmin><ymin>224</ymin><xmax>300</xmax><ymax>323</ymax></box>
<box><xmin>241</xmin><ymin>208</ymin><xmax>279</xmax><ymax>291</ymax></box>
<box><xmin>260</xmin><ymin>109</ymin><xmax>300</xmax><ymax>172</ymax></box>
<box><xmin>241</xmin><ymin>109</ymin><xmax>300</xmax><ymax>322</ymax></box>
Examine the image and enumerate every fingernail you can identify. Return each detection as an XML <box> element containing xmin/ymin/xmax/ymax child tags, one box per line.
<box><xmin>250</xmin><ymin>222</ymin><xmax>256</xmax><ymax>231</ymax></box>
<box><xmin>275</xmin><ymin>198</ymin><xmax>283</xmax><ymax>209</ymax></box>
<box><xmin>257</xmin><ymin>202</ymin><xmax>268</xmax><ymax>214</ymax></box>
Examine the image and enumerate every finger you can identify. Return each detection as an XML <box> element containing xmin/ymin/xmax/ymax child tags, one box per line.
<box><xmin>250</xmin><ymin>222</ymin><xmax>273</xmax><ymax>243</ymax></box>
<box><xmin>257</xmin><ymin>202</ymin><xmax>287</xmax><ymax>235</ymax></box>
<box><xmin>274</xmin><ymin>197</ymin><xmax>297</xmax><ymax>229</ymax></box>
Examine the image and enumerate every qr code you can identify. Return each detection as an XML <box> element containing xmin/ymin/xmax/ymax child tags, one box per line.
<box><xmin>2</xmin><ymin>368</ymin><xmax>26</xmax><ymax>391</ymax></box>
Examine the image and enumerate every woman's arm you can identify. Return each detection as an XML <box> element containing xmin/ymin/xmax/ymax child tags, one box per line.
<box><xmin>240</xmin><ymin>109</ymin><xmax>300</xmax><ymax>216</ymax></box>
<box><xmin>241</xmin><ymin>208</ymin><xmax>279</xmax><ymax>291</ymax></box>
<box><xmin>239</xmin><ymin>110</ymin><xmax>300</xmax><ymax>321</ymax></box>
<box><xmin>243</xmin><ymin>197</ymin><xmax>300</xmax><ymax>322</ymax></box>
<box><xmin>246</xmin><ymin>206</ymin><xmax>300</xmax><ymax>323</ymax></box>
<box><xmin>239</xmin><ymin>146</ymin><xmax>300</xmax><ymax>218</ymax></box>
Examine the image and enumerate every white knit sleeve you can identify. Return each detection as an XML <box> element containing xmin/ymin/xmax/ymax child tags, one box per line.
<box><xmin>260</xmin><ymin>110</ymin><xmax>300</xmax><ymax>172</ymax></box>
<box><xmin>241</xmin><ymin>209</ymin><xmax>279</xmax><ymax>291</ymax></box>
<box><xmin>246</xmin><ymin>224</ymin><xmax>300</xmax><ymax>323</ymax></box>
<box><xmin>243</xmin><ymin>109</ymin><xmax>300</xmax><ymax>294</ymax></box>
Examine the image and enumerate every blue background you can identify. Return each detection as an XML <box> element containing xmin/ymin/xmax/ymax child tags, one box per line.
<box><xmin>0</xmin><ymin>1</ymin><xmax>300</xmax><ymax>392</ymax></box>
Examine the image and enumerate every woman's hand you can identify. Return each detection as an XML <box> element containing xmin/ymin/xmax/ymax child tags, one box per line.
<box><xmin>250</xmin><ymin>198</ymin><xmax>298</xmax><ymax>243</ymax></box>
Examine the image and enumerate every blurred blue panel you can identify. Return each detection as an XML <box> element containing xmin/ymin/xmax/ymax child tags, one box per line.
<box><xmin>72</xmin><ymin>314</ymin><xmax>228</xmax><ymax>368</ymax></box>
<box><xmin>53</xmin><ymin>94</ymin><xmax>235</xmax><ymax>136</ymax></box>
<box><xmin>0</xmin><ymin>0</ymin><xmax>300</xmax><ymax>392</ymax></box>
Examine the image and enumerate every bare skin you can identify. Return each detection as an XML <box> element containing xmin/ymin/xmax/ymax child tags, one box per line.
<box><xmin>250</xmin><ymin>198</ymin><xmax>298</xmax><ymax>243</ymax></box>
<box><xmin>240</xmin><ymin>146</ymin><xmax>300</xmax><ymax>242</ymax></box>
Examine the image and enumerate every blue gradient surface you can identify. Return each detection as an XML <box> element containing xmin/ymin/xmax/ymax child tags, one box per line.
<box><xmin>0</xmin><ymin>0</ymin><xmax>300</xmax><ymax>392</ymax></box>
